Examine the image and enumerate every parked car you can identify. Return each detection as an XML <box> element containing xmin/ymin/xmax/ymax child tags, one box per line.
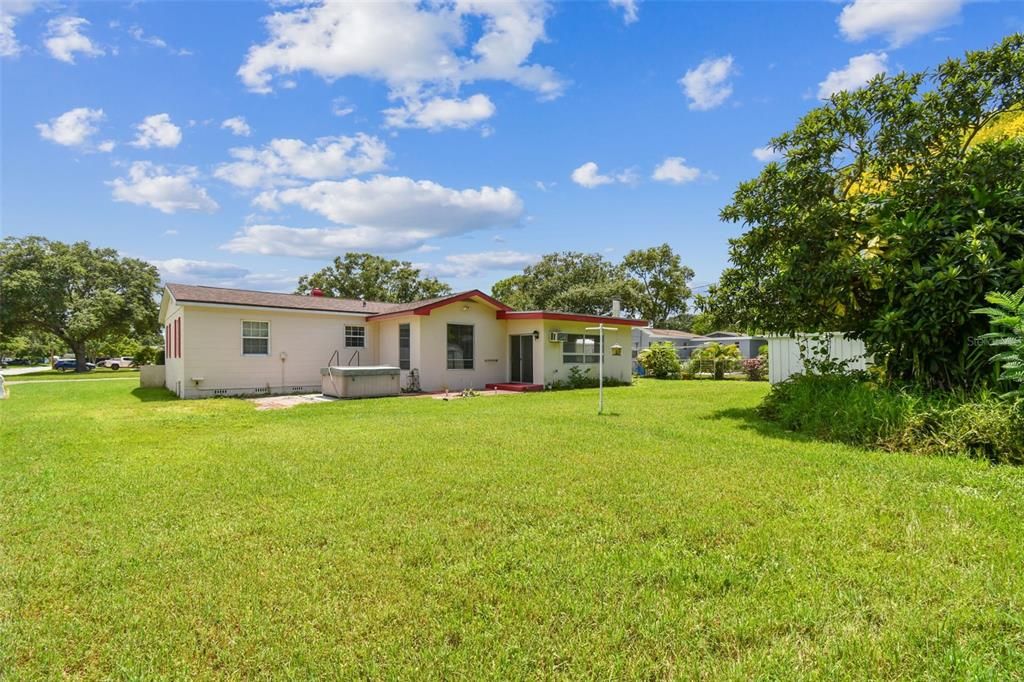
<box><xmin>98</xmin><ymin>356</ymin><xmax>135</xmax><ymax>370</ymax></box>
<box><xmin>54</xmin><ymin>359</ymin><xmax>96</xmax><ymax>372</ymax></box>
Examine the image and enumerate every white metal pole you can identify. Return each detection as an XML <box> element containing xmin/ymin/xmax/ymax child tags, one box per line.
<box><xmin>587</xmin><ymin>324</ymin><xmax>616</xmax><ymax>415</ymax></box>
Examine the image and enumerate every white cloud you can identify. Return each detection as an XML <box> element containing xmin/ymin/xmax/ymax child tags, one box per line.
<box><xmin>36</xmin><ymin>107</ymin><xmax>106</xmax><ymax>148</ymax></box>
<box><xmin>331</xmin><ymin>97</ymin><xmax>355</xmax><ymax>117</ymax></box>
<box><xmin>131</xmin><ymin>113</ymin><xmax>183</xmax><ymax>149</ymax></box>
<box><xmin>534</xmin><ymin>180</ymin><xmax>554</xmax><ymax>192</ymax></box>
<box><xmin>97</xmin><ymin>140</ymin><xmax>116</xmax><ymax>153</ymax></box>
<box><xmin>237</xmin><ymin>0</ymin><xmax>565</xmax><ymax>125</ymax></box>
<box><xmin>571</xmin><ymin>161</ymin><xmax>614</xmax><ymax>188</ymax></box>
<box><xmin>818</xmin><ymin>52</ymin><xmax>887</xmax><ymax>100</ymax></box>
<box><xmin>383</xmin><ymin>94</ymin><xmax>496</xmax><ymax>131</ymax></box>
<box><xmin>151</xmin><ymin>257</ymin><xmax>297</xmax><ymax>290</ymax></box>
<box><xmin>221</xmin><ymin>116</ymin><xmax>252</xmax><ymax>137</ymax></box>
<box><xmin>680</xmin><ymin>55</ymin><xmax>736</xmax><ymax>111</ymax></box>
<box><xmin>420</xmin><ymin>250</ymin><xmax>540</xmax><ymax>278</ymax></box>
<box><xmin>129</xmin><ymin>25</ymin><xmax>166</xmax><ymax>48</ymax></box>
<box><xmin>108</xmin><ymin>162</ymin><xmax>219</xmax><ymax>214</ymax></box>
<box><xmin>651</xmin><ymin>157</ymin><xmax>702</xmax><ymax>184</ymax></box>
<box><xmin>1</xmin><ymin>1</ymin><xmax>37</xmax><ymax>58</ymax></box>
<box><xmin>752</xmin><ymin>145</ymin><xmax>782</xmax><ymax>163</ymax></box>
<box><xmin>223</xmin><ymin>175</ymin><xmax>523</xmax><ymax>256</ymax></box>
<box><xmin>609</xmin><ymin>0</ymin><xmax>639</xmax><ymax>25</ymax></box>
<box><xmin>838</xmin><ymin>0</ymin><xmax>962</xmax><ymax>47</ymax></box>
<box><xmin>44</xmin><ymin>16</ymin><xmax>104</xmax><ymax>64</ymax></box>
<box><xmin>128</xmin><ymin>25</ymin><xmax>192</xmax><ymax>56</ymax></box>
<box><xmin>214</xmin><ymin>134</ymin><xmax>389</xmax><ymax>189</ymax></box>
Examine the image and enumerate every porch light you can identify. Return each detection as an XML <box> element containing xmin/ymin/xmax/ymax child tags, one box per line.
<box><xmin>532</xmin><ymin>330</ymin><xmax>540</xmax><ymax>340</ymax></box>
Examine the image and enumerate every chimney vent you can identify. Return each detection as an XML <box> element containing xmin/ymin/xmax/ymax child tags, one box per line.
<box><xmin>311</xmin><ymin>288</ymin><xmax>325</xmax><ymax>297</ymax></box>
<box><xmin>611</xmin><ymin>299</ymin><xmax>621</xmax><ymax>317</ymax></box>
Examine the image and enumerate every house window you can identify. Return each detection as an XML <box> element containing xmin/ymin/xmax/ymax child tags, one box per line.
<box><xmin>242</xmin><ymin>320</ymin><xmax>270</xmax><ymax>355</ymax></box>
<box><xmin>345</xmin><ymin>325</ymin><xmax>365</xmax><ymax>348</ymax></box>
<box><xmin>446</xmin><ymin>324</ymin><xmax>474</xmax><ymax>370</ymax></box>
<box><xmin>563</xmin><ymin>334</ymin><xmax>602</xmax><ymax>364</ymax></box>
<box><xmin>399</xmin><ymin>323</ymin><xmax>411</xmax><ymax>370</ymax></box>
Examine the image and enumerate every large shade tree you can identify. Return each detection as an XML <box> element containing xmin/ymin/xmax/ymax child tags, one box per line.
<box><xmin>705</xmin><ymin>34</ymin><xmax>1024</xmax><ymax>389</ymax></box>
<box><xmin>296</xmin><ymin>253</ymin><xmax>451</xmax><ymax>303</ymax></box>
<box><xmin>0</xmin><ymin>236</ymin><xmax>161</xmax><ymax>372</ymax></box>
<box><xmin>491</xmin><ymin>252</ymin><xmax>633</xmax><ymax>316</ymax></box>
<box><xmin>622</xmin><ymin>243</ymin><xmax>694</xmax><ymax>326</ymax></box>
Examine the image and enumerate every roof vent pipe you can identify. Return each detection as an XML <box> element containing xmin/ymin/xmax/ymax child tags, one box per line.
<box><xmin>360</xmin><ymin>295</ymin><xmax>366</xmax><ymax>308</ymax></box>
<box><xmin>611</xmin><ymin>299</ymin><xmax>621</xmax><ymax>317</ymax></box>
<box><xmin>311</xmin><ymin>288</ymin><xmax>325</xmax><ymax>297</ymax></box>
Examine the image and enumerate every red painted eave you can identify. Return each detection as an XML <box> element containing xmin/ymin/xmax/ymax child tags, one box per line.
<box><xmin>496</xmin><ymin>311</ymin><xmax>648</xmax><ymax>326</ymax></box>
<box><xmin>367</xmin><ymin>289</ymin><xmax>512</xmax><ymax>321</ymax></box>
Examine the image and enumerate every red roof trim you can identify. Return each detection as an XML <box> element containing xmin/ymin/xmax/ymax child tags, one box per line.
<box><xmin>496</xmin><ymin>311</ymin><xmax>648</xmax><ymax>326</ymax></box>
<box><xmin>367</xmin><ymin>289</ymin><xmax>512</xmax><ymax>321</ymax></box>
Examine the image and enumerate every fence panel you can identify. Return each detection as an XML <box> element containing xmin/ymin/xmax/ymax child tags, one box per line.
<box><xmin>768</xmin><ymin>333</ymin><xmax>869</xmax><ymax>384</ymax></box>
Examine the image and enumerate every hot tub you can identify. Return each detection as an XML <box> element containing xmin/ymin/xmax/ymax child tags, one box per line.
<box><xmin>320</xmin><ymin>366</ymin><xmax>401</xmax><ymax>398</ymax></box>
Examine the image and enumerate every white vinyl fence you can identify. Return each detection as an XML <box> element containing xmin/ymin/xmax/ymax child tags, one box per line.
<box><xmin>767</xmin><ymin>333</ymin><xmax>869</xmax><ymax>384</ymax></box>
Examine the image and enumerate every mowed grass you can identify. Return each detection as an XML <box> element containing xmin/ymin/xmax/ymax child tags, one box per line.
<box><xmin>2</xmin><ymin>380</ymin><xmax>1023</xmax><ymax>678</ymax></box>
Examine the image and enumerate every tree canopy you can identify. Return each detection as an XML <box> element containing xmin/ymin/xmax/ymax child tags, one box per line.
<box><xmin>0</xmin><ymin>236</ymin><xmax>161</xmax><ymax>371</ymax></box>
<box><xmin>705</xmin><ymin>34</ymin><xmax>1024</xmax><ymax>388</ymax></box>
<box><xmin>492</xmin><ymin>245</ymin><xmax>693</xmax><ymax>323</ymax></box>
<box><xmin>296</xmin><ymin>253</ymin><xmax>452</xmax><ymax>303</ymax></box>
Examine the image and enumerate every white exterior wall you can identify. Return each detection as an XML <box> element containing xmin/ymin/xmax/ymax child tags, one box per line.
<box><xmin>377</xmin><ymin>316</ymin><xmax>422</xmax><ymax>392</ymax></box>
<box><xmin>540</xmin><ymin>321</ymin><xmax>633</xmax><ymax>387</ymax></box>
<box><xmin>416</xmin><ymin>300</ymin><xmax>508</xmax><ymax>392</ymax></box>
<box><xmin>179</xmin><ymin>305</ymin><xmax>374</xmax><ymax>398</ymax></box>
<box><xmin>768</xmin><ymin>333</ymin><xmax>869</xmax><ymax>384</ymax></box>
<box><xmin>164</xmin><ymin>302</ymin><xmax>185</xmax><ymax>398</ymax></box>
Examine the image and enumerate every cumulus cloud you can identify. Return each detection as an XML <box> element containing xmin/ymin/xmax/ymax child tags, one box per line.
<box><xmin>680</xmin><ymin>55</ymin><xmax>736</xmax><ymax>111</ymax></box>
<box><xmin>752</xmin><ymin>145</ymin><xmax>783</xmax><ymax>162</ymax></box>
<box><xmin>44</xmin><ymin>16</ymin><xmax>104</xmax><ymax>63</ymax></box>
<box><xmin>651</xmin><ymin>157</ymin><xmax>702</xmax><ymax>184</ymax></box>
<box><xmin>131</xmin><ymin>113</ymin><xmax>183</xmax><ymax>148</ymax></box>
<box><xmin>36</xmin><ymin>107</ymin><xmax>108</xmax><ymax>149</ymax></box>
<box><xmin>108</xmin><ymin>162</ymin><xmax>219</xmax><ymax>214</ymax></box>
<box><xmin>421</xmin><ymin>250</ymin><xmax>540</xmax><ymax>278</ymax></box>
<box><xmin>1</xmin><ymin>0</ymin><xmax>38</xmax><ymax>58</ymax></box>
<box><xmin>331</xmin><ymin>97</ymin><xmax>355</xmax><ymax>117</ymax></box>
<box><xmin>570</xmin><ymin>161</ymin><xmax>636</xmax><ymax>188</ymax></box>
<box><xmin>221</xmin><ymin>116</ymin><xmax>252</xmax><ymax>137</ymax></box>
<box><xmin>571</xmin><ymin>161</ymin><xmax>613</xmax><ymax>188</ymax></box>
<box><xmin>237</xmin><ymin>1</ymin><xmax>565</xmax><ymax>126</ymax></box>
<box><xmin>383</xmin><ymin>94</ymin><xmax>496</xmax><ymax>131</ymax></box>
<box><xmin>818</xmin><ymin>52</ymin><xmax>887</xmax><ymax>100</ymax></box>
<box><xmin>151</xmin><ymin>257</ymin><xmax>297</xmax><ymax>290</ymax></box>
<box><xmin>838</xmin><ymin>0</ymin><xmax>962</xmax><ymax>47</ymax></box>
<box><xmin>222</xmin><ymin>175</ymin><xmax>523</xmax><ymax>256</ymax></box>
<box><xmin>609</xmin><ymin>0</ymin><xmax>639</xmax><ymax>25</ymax></box>
<box><xmin>214</xmin><ymin>134</ymin><xmax>389</xmax><ymax>189</ymax></box>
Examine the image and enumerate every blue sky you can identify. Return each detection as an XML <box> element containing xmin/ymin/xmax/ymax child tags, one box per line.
<box><xmin>2</xmin><ymin>0</ymin><xmax>1021</xmax><ymax>295</ymax></box>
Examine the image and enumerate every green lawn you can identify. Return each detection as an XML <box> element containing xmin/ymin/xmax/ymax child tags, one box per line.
<box><xmin>2</xmin><ymin>380</ymin><xmax>1023</xmax><ymax>678</ymax></box>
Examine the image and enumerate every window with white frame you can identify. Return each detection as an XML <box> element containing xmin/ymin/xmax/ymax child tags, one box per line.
<box><xmin>446</xmin><ymin>324</ymin><xmax>474</xmax><ymax>370</ymax></box>
<box><xmin>399</xmin><ymin>323</ymin><xmax>411</xmax><ymax>370</ymax></box>
<box><xmin>345</xmin><ymin>325</ymin><xmax>366</xmax><ymax>348</ymax></box>
<box><xmin>563</xmin><ymin>334</ymin><xmax>601</xmax><ymax>364</ymax></box>
<box><xmin>241</xmin><ymin>320</ymin><xmax>269</xmax><ymax>355</ymax></box>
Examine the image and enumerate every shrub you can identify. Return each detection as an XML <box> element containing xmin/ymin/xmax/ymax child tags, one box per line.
<box><xmin>974</xmin><ymin>286</ymin><xmax>1024</xmax><ymax>398</ymax></box>
<box><xmin>760</xmin><ymin>373</ymin><xmax>1024</xmax><ymax>464</ymax></box>
<box><xmin>742</xmin><ymin>357</ymin><xmax>766</xmax><ymax>381</ymax></box>
<box><xmin>637</xmin><ymin>341</ymin><xmax>681</xmax><ymax>379</ymax></box>
<box><xmin>548</xmin><ymin>365</ymin><xmax>632</xmax><ymax>390</ymax></box>
<box><xmin>692</xmin><ymin>342</ymin><xmax>741</xmax><ymax>380</ymax></box>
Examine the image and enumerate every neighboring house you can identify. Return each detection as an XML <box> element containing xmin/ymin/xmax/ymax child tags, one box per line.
<box><xmin>632</xmin><ymin>327</ymin><xmax>767</xmax><ymax>364</ymax></box>
<box><xmin>159</xmin><ymin>284</ymin><xmax>646</xmax><ymax>399</ymax></box>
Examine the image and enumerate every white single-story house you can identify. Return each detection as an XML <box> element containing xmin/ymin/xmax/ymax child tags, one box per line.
<box><xmin>159</xmin><ymin>284</ymin><xmax>647</xmax><ymax>398</ymax></box>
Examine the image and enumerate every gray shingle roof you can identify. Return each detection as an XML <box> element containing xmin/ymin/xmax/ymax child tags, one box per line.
<box><xmin>165</xmin><ymin>283</ymin><xmax>399</xmax><ymax>314</ymax></box>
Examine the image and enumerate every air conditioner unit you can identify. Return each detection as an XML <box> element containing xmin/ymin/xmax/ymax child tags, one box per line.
<box><xmin>549</xmin><ymin>331</ymin><xmax>567</xmax><ymax>343</ymax></box>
